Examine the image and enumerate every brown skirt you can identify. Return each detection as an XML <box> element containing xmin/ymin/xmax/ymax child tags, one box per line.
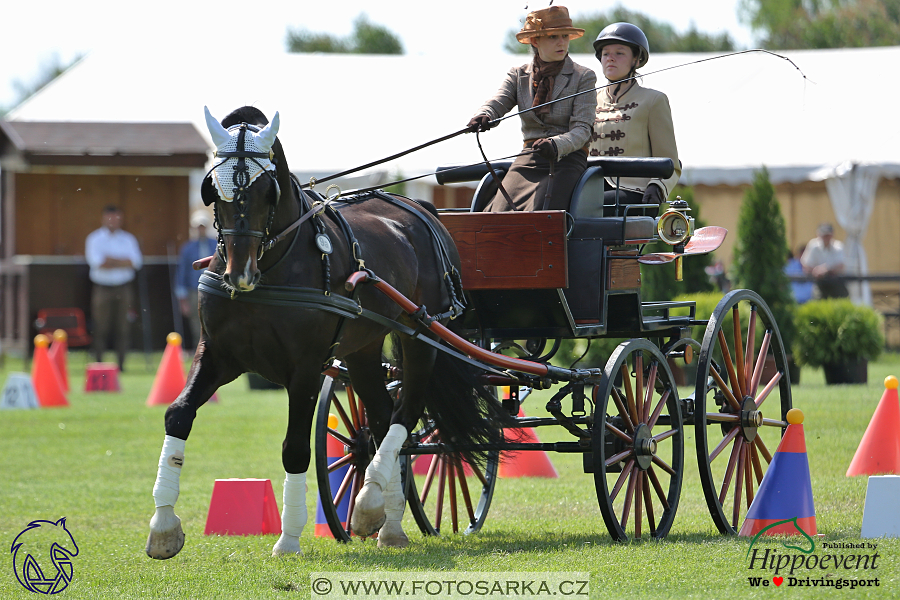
<box><xmin>486</xmin><ymin>151</ymin><xmax>588</xmax><ymax>212</ymax></box>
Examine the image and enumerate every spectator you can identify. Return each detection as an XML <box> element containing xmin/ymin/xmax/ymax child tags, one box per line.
<box><xmin>800</xmin><ymin>223</ymin><xmax>848</xmax><ymax>299</ymax></box>
<box><xmin>785</xmin><ymin>244</ymin><xmax>813</xmax><ymax>304</ymax></box>
<box><xmin>85</xmin><ymin>205</ymin><xmax>142</xmax><ymax>371</ymax></box>
<box><xmin>175</xmin><ymin>210</ymin><xmax>215</xmax><ymax>349</ymax></box>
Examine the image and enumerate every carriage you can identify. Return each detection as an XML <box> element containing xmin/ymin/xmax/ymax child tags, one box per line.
<box><xmin>312</xmin><ymin>155</ymin><xmax>792</xmax><ymax>543</ymax></box>
<box><xmin>147</xmin><ymin>108</ymin><xmax>792</xmax><ymax>558</ymax></box>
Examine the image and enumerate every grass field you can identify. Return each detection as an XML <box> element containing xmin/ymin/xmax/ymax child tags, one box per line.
<box><xmin>1</xmin><ymin>349</ymin><xmax>898</xmax><ymax>599</ymax></box>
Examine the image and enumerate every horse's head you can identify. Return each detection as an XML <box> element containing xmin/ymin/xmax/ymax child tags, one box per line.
<box><xmin>202</xmin><ymin>106</ymin><xmax>282</xmax><ymax>292</ymax></box>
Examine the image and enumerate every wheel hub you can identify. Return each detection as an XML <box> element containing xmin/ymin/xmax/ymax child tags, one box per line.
<box><xmin>633</xmin><ymin>424</ymin><xmax>656</xmax><ymax>470</ymax></box>
<box><xmin>740</xmin><ymin>396</ymin><xmax>762</xmax><ymax>441</ymax></box>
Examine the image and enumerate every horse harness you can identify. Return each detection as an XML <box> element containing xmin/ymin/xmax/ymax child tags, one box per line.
<box><xmin>200</xmin><ymin>123</ymin><xmax>467</xmax><ymax>369</ymax></box>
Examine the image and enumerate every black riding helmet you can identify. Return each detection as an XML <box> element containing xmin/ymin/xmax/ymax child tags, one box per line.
<box><xmin>593</xmin><ymin>22</ymin><xmax>650</xmax><ymax>68</ymax></box>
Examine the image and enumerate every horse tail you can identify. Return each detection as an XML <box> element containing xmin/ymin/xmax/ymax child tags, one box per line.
<box><xmin>391</xmin><ymin>333</ymin><xmax>518</xmax><ymax>469</ymax></box>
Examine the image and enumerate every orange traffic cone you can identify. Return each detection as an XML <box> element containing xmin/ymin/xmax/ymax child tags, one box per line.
<box><xmin>48</xmin><ymin>329</ymin><xmax>69</xmax><ymax>392</ymax></box>
<box><xmin>146</xmin><ymin>333</ymin><xmax>187</xmax><ymax>406</ymax></box>
<box><xmin>739</xmin><ymin>409</ymin><xmax>816</xmax><ymax>536</ymax></box>
<box><xmin>847</xmin><ymin>375</ymin><xmax>900</xmax><ymax>477</ymax></box>
<box><xmin>204</xmin><ymin>478</ymin><xmax>281</xmax><ymax>536</ymax></box>
<box><xmin>31</xmin><ymin>334</ymin><xmax>68</xmax><ymax>407</ymax></box>
<box><xmin>498</xmin><ymin>408</ymin><xmax>558</xmax><ymax>478</ymax></box>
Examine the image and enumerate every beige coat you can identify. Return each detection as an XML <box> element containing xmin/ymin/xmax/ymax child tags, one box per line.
<box><xmin>590</xmin><ymin>81</ymin><xmax>681</xmax><ymax>197</ymax></box>
<box><xmin>477</xmin><ymin>55</ymin><xmax>597</xmax><ymax>160</ymax></box>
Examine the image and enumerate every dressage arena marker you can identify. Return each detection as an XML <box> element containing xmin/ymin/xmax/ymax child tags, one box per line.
<box><xmin>847</xmin><ymin>375</ymin><xmax>900</xmax><ymax>477</ymax></box>
<box><xmin>84</xmin><ymin>363</ymin><xmax>120</xmax><ymax>392</ymax></box>
<box><xmin>315</xmin><ymin>414</ymin><xmax>351</xmax><ymax>537</ymax></box>
<box><xmin>861</xmin><ymin>475</ymin><xmax>900</xmax><ymax>538</ymax></box>
<box><xmin>31</xmin><ymin>334</ymin><xmax>68</xmax><ymax>407</ymax></box>
<box><xmin>146</xmin><ymin>333</ymin><xmax>187</xmax><ymax>406</ymax></box>
<box><xmin>204</xmin><ymin>478</ymin><xmax>281</xmax><ymax>536</ymax></box>
<box><xmin>48</xmin><ymin>329</ymin><xmax>69</xmax><ymax>392</ymax></box>
<box><xmin>1</xmin><ymin>373</ymin><xmax>40</xmax><ymax>409</ymax></box>
<box><xmin>739</xmin><ymin>408</ymin><xmax>816</xmax><ymax>536</ymax></box>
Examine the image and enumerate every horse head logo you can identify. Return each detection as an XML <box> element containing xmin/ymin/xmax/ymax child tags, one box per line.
<box><xmin>11</xmin><ymin>517</ymin><xmax>79</xmax><ymax>594</ymax></box>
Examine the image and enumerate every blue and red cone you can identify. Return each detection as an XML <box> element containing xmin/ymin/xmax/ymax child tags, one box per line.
<box><xmin>314</xmin><ymin>414</ymin><xmax>351</xmax><ymax>537</ymax></box>
<box><xmin>739</xmin><ymin>408</ymin><xmax>817</xmax><ymax>536</ymax></box>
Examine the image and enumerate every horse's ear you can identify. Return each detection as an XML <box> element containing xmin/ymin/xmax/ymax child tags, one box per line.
<box><xmin>204</xmin><ymin>106</ymin><xmax>231</xmax><ymax>149</ymax></box>
<box><xmin>254</xmin><ymin>111</ymin><xmax>279</xmax><ymax>151</ymax></box>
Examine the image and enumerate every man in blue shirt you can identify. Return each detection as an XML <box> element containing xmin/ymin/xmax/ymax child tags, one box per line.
<box><xmin>175</xmin><ymin>211</ymin><xmax>215</xmax><ymax>349</ymax></box>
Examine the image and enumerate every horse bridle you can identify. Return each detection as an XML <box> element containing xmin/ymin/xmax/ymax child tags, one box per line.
<box><xmin>207</xmin><ymin>123</ymin><xmax>284</xmax><ymax>261</ymax></box>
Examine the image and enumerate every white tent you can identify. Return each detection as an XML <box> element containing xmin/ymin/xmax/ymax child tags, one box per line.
<box><xmin>8</xmin><ymin>44</ymin><xmax>900</xmax><ymax>303</ymax></box>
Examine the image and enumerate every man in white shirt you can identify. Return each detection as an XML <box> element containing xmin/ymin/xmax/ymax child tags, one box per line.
<box><xmin>800</xmin><ymin>223</ymin><xmax>848</xmax><ymax>299</ymax></box>
<box><xmin>85</xmin><ymin>206</ymin><xmax>143</xmax><ymax>371</ymax></box>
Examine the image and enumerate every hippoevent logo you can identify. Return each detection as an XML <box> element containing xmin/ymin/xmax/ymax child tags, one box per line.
<box><xmin>11</xmin><ymin>518</ymin><xmax>79</xmax><ymax>594</ymax></box>
<box><xmin>745</xmin><ymin>517</ymin><xmax>880</xmax><ymax>590</ymax></box>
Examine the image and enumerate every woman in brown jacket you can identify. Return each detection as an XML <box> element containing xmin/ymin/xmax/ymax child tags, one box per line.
<box><xmin>467</xmin><ymin>6</ymin><xmax>597</xmax><ymax>212</ymax></box>
<box><xmin>590</xmin><ymin>22</ymin><xmax>681</xmax><ymax>217</ymax></box>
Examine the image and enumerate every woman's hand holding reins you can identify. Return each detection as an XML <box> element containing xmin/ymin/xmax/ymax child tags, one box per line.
<box><xmin>467</xmin><ymin>115</ymin><xmax>494</xmax><ymax>133</ymax></box>
<box><xmin>531</xmin><ymin>138</ymin><xmax>557</xmax><ymax>160</ymax></box>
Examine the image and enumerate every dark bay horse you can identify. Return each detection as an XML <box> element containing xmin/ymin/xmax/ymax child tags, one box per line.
<box><xmin>147</xmin><ymin>106</ymin><xmax>508</xmax><ymax>558</ymax></box>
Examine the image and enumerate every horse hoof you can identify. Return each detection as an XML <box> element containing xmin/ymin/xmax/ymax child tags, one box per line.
<box><xmin>146</xmin><ymin>506</ymin><xmax>185</xmax><ymax>560</ymax></box>
<box><xmin>350</xmin><ymin>485</ymin><xmax>386</xmax><ymax>538</ymax></box>
<box><xmin>376</xmin><ymin>523</ymin><xmax>409</xmax><ymax>549</ymax></box>
<box><xmin>272</xmin><ymin>534</ymin><xmax>302</xmax><ymax>556</ymax></box>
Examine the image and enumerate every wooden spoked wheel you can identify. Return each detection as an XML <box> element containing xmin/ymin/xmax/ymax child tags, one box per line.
<box><xmin>404</xmin><ymin>422</ymin><xmax>500</xmax><ymax>536</ymax></box>
<box><xmin>314</xmin><ymin>372</ymin><xmax>375</xmax><ymax>542</ymax></box>
<box><xmin>695</xmin><ymin>289</ymin><xmax>792</xmax><ymax>535</ymax></box>
<box><xmin>593</xmin><ymin>339</ymin><xmax>684</xmax><ymax>541</ymax></box>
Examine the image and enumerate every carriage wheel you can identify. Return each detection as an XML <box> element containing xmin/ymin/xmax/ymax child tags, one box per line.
<box><xmin>593</xmin><ymin>339</ymin><xmax>684</xmax><ymax>541</ymax></box>
<box><xmin>695</xmin><ymin>289</ymin><xmax>792</xmax><ymax>535</ymax></box>
<box><xmin>403</xmin><ymin>423</ymin><xmax>499</xmax><ymax>536</ymax></box>
<box><xmin>314</xmin><ymin>372</ymin><xmax>375</xmax><ymax>542</ymax></box>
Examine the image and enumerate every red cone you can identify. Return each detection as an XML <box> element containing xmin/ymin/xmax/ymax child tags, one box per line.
<box><xmin>847</xmin><ymin>375</ymin><xmax>900</xmax><ymax>477</ymax></box>
<box><xmin>146</xmin><ymin>333</ymin><xmax>187</xmax><ymax>406</ymax></box>
<box><xmin>31</xmin><ymin>334</ymin><xmax>68</xmax><ymax>407</ymax></box>
<box><xmin>498</xmin><ymin>408</ymin><xmax>558</xmax><ymax>478</ymax></box>
<box><xmin>204</xmin><ymin>478</ymin><xmax>281</xmax><ymax>536</ymax></box>
<box><xmin>48</xmin><ymin>329</ymin><xmax>69</xmax><ymax>392</ymax></box>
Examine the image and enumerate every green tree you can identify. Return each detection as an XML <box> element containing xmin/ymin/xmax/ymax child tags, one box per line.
<box><xmin>730</xmin><ymin>168</ymin><xmax>796</xmax><ymax>349</ymax></box>
<box><xmin>504</xmin><ymin>8</ymin><xmax>736</xmax><ymax>54</ymax></box>
<box><xmin>641</xmin><ymin>186</ymin><xmax>715</xmax><ymax>302</ymax></box>
<box><xmin>3</xmin><ymin>53</ymin><xmax>83</xmax><ymax>114</ymax></box>
<box><xmin>739</xmin><ymin>0</ymin><xmax>900</xmax><ymax>48</ymax></box>
<box><xmin>286</xmin><ymin>14</ymin><xmax>403</xmax><ymax>54</ymax></box>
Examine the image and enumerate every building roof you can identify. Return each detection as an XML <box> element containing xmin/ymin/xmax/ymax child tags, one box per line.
<box><xmin>0</xmin><ymin>120</ymin><xmax>210</xmax><ymax>168</ymax></box>
<box><xmin>6</xmin><ymin>45</ymin><xmax>900</xmax><ymax>185</ymax></box>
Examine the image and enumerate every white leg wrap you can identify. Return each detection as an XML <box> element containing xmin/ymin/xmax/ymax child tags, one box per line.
<box><xmin>364</xmin><ymin>424</ymin><xmax>407</xmax><ymax>492</ymax></box>
<box><xmin>273</xmin><ymin>471</ymin><xmax>307</xmax><ymax>556</ymax></box>
<box><xmin>281</xmin><ymin>472</ymin><xmax>308</xmax><ymax>537</ymax></box>
<box><xmin>376</xmin><ymin>457</ymin><xmax>409</xmax><ymax>548</ymax></box>
<box><xmin>152</xmin><ymin>436</ymin><xmax>185</xmax><ymax>508</ymax></box>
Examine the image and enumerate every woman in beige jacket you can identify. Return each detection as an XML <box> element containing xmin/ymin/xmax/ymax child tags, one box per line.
<box><xmin>590</xmin><ymin>22</ymin><xmax>681</xmax><ymax>217</ymax></box>
<box><xmin>467</xmin><ymin>6</ymin><xmax>597</xmax><ymax>212</ymax></box>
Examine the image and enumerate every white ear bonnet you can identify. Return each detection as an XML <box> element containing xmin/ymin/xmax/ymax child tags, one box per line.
<box><xmin>204</xmin><ymin>106</ymin><xmax>280</xmax><ymax>202</ymax></box>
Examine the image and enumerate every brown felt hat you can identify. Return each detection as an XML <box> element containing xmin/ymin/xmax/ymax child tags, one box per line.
<box><xmin>516</xmin><ymin>6</ymin><xmax>585</xmax><ymax>43</ymax></box>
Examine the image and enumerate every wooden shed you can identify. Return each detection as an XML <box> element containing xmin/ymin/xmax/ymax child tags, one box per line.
<box><xmin>0</xmin><ymin>120</ymin><xmax>210</xmax><ymax>356</ymax></box>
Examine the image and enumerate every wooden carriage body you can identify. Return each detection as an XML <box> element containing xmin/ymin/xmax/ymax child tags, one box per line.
<box><xmin>438</xmin><ymin>158</ymin><xmax>696</xmax><ymax>341</ymax></box>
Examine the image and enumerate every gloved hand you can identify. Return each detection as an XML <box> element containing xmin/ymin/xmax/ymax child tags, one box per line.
<box><xmin>532</xmin><ymin>138</ymin><xmax>557</xmax><ymax>161</ymax></box>
<box><xmin>641</xmin><ymin>184</ymin><xmax>664</xmax><ymax>206</ymax></box>
<box><xmin>467</xmin><ymin>115</ymin><xmax>493</xmax><ymax>133</ymax></box>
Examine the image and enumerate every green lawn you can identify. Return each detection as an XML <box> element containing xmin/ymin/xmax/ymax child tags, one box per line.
<box><xmin>1</xmin><ymin>350</ymin><xmax>898</xmax><ymax>599</ymax></box>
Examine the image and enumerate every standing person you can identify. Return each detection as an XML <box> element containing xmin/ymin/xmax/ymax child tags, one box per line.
<box><xmin>175</xmin><ymin>210</ymin><xmax>216</xmax><ymax>350</ymax></box>
<box><xmin>85</xmin><ymin>205</ymin><xmax>143</xmax><ymax>371</ymax></box>
<box><xmin>801</xmin><ymin>223</ymin><xmax>848</xmax><ymax>299</ymax></box>
<box><xmin>785</xmin><ymin>244</ymin><xmax>814</xmax><ymax>304</ymax></box>
<box><xmin>590</xmin><ymin>23</ymin><xmax>680</xmax><ymax>217</ymax></box>
<box><xmin>467</xmin><ymin>5</ymin><xmax>597</xmax><ymax>212</ymax></box>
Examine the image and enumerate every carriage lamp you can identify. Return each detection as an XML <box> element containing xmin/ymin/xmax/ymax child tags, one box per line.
<box><xmin>656</xmin><ymin>197</ymin><xmax>695</xmax><ymax>281</ymax></box>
